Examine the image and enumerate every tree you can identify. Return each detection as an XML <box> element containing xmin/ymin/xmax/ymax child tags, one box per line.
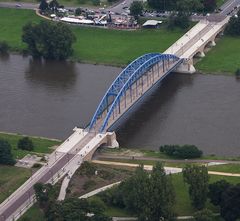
<box><xmin>177</xmin><ymin>0</ymin><xmax>203</xmax><ymax>13</ymax></box>
<box><xmin>110</xmin><ymin>163</ymin><xmax>176</xmax><ymax>221</ymax></box>
<box><xmin>46</xmin><ymin>198</ymin><xmax>111</xmax><ymax>221</ymax></box>
<box><xmin>34</xmin><ymin>183</ymin><xmax>53</xmax><ymax>208</ymax></box>
<box><xmin>235</xmin><ymin>68</ymin><xmax>240</xmax><ymax>77</ymax></box>
<box><xmin>0</xmin><ymin>41</ymin><xmax>9</xmax><ymax>54</ymax></box>
<box><xmin>0</xmin><ymin>139</ymin><xmax>15</xmax><ymax>165</ymax></box>
<box><xmin>203</xmin><ymin>0</ymin><xmax>216</xmax><ymax>12</ymax></box>
<box><xmin>220</xmin><ymin>184</ymin><xmax>240</xmax><ymax>221</ymax></box>
<box><xmin>75</xmin><ymin>7</ymin><xmax>82</xmax><ymax>16</ymax></box>
<box><xmin>225</xmin><ymin>11</ymin><xmax>240</xmax><ymax>36</ymax></box>
<box><xmin>193</xmin><ymin>209</ymin><xmax>215</xmax><ymax>221</ymax></box>
<box><xmin>39</xmin><ymin>0</ymin><xmax>49</xmax><ymax>11</ymax></box>
<box><xmin>22</xmin><ymin>21</ymin><xmax>76</xmax><ymax>60</ymax></box>
<box><xmin>130</xmin><ymin>1</ymin><xmax>143</xmax><ymax>19</ymax></box>
<box><xmin>208</xmin><ymin>180</ymin><xmax>231</xmax><ymax>206</ymax></box>
<box><xmin>148</xmin><ymin>0</ymin><xmax>177</xmax><ymax>11</ymax></box>
<box><xmin>49</xmin><ymin>0</ymin><xmax>59</xmax><ymax>10</ymax></box>
<box><xmin>182</xmin><ymin>165</ymin><xmax>209</xmax><ymax>209</ymax></box>
<box><xmin>160</xmin><ymin>144</ymin><xmax>202</xmax><ymax>158</ymax></box>
<box><xmin>18</xmin><ymin>137</ymin><xmax>34</xmax><ymax>151</ymax></box>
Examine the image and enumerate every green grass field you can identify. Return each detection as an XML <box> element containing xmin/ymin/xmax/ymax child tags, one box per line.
<box><xmin>196</xmin><ymin>37</ymin><xmax>240</xmax><ymax>74</ymax></box>
<box><xmin>0</xmin><ymin>132</ymin><xmax>61</xmax><ymax>159</ymax></box>
<box><xmin>19</xmin><ymin>204</ymin><xmax>45</xmax><ymax>221</ymax></box>
<box><xmin>173</xmin><ymin>173</ymin><xmax>240</xmax><ymax>216</ymax></box>
<box><xmin>209</xmin><ymin>164</ymin><xmax>240</xmax><ymax>174</ymax></box>
<box><xmin>0</xmin><ymin>165</ymin><xmax>31</xmax><ymax>203</ymax></box>
<box><xmin>0</xmin><ymin>8</ymin><xmax>184</xmax><ymax>66</ymax></box>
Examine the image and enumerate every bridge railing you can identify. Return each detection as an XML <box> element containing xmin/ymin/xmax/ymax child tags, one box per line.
<box><xmin>99</xmin><ymin>54</ymin><xmax>181</xmax><ymax>133</ymax></box>
<box><xmin>88</xmin><ymin>53</ymin><xmax>160</xmax><ymax>131</ymax></box>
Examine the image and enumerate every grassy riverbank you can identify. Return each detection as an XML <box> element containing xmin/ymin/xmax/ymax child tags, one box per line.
<box><xmin>0</xmin><ymin>8</ymin><xmax>184</xmax><ymax>66</ymax></box>
<box><xmin>0</xmin><ymin>166</ymin><xmax>31</xmax><ymax>203</ymax></box>
<box><xmin>1</xmin><ymin>8</ymin><xmax>240</xmax><ymax>70</ymax></box>
<box><xmin>0</xmin><ymin>132</ymin><xmax>61</xmax><ymax>159</ymax></box>
<box><xmin>196</xmin><ymin>36</ymin><xmax>240</xmax><ymax>74</ymax></box>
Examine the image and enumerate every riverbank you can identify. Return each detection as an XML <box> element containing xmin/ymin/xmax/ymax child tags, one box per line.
<box><xmin>0</xmin><ymin>8</ymin><xmax>184</xmax><ymax>66</ymax></box>
<box><xmin>0</xmin><ymin>132</ymin><xmax>61</xmax><ymax>159</ymax></box>
<box><xmin>19</xmin><ymin>161</ymin><xmax>240</xmax><ymax>220</ymax></box>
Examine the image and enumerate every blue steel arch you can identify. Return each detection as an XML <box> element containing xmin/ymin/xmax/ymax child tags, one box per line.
<box><xmin>99</xmin><ymin>53</ymin><xmax>182</xmax><ymax>132</ymax></box>
<box><xmin>89</xmin><ymin>53</ymin><xmax>182</xmax><ymax>133</ymax></box>
<box><xmin>88</xmin><ymin>53</ymin><xmax>160</xmax><ymax>130</ymax></box>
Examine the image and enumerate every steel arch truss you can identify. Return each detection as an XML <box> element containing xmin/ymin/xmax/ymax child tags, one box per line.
<box><xmin>88</xmin><ymin>53</ymin><xmax>182</xmax><ymax>133</ymax></box>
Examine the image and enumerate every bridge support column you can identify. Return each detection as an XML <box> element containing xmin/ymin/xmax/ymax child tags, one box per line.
<box><xmin>175</xmin><ymin>59</ymin><xmax>196</xmax><ymax>74</ymax></box>
<box><xmin>105</xmin><ymin>131</ymin><xmax>119</xmax><ymax>148</ymax></box>
<box><xmin>209</xmin><ymin>40</ymin><xmax>216</xmax><ymax>47</ymax></box>
<box><xmin>197</xmin><ymin>51</ymin><xmax>205</xmax><ymax>58</ymax></box>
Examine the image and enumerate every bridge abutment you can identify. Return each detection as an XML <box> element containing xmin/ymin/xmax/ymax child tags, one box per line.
<box><xmin>175</xmin><ymin>59</ymin><xmax>196</xmax><ymax>74</ymax></box>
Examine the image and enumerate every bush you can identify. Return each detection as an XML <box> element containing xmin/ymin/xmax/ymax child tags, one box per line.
<box><xmin>0</xmin><ymin>41</ymin><xmax>9</xmax><ymax>54</ymax></box>
<box><xmin>32</xmin><ymin>163</ymin><xmax>42</xmax><ymax>168</ymax></box>
<box><xmin>80</xmin><ymin>161</ymin><xmax>97</xmax><ymax>177</ymax></box>
<box><xmin>83</xmin><ymin>180</ymin><xmax>96</xmax><ymax>190</ymax></box>
<box><xmin>194</xmin><ymin>209</ymin><xmax>215</xmax><ymax>221</ymax></box>
<box><xmin>160</xmin><ymin>145</ymin><xmax>202</xmax><ymax>158</ymax></box>
<box><xmin>18</xmin><ymin>137</ymin><xmax>34</xmax><ymax>151</ymax></box>
<box><xmin>0</xmin><ymin>139</ymin><xmax>15</xmax><ymax>165</ymax></box>
<box><xmin>99</xmin><ymin>169</ymin><xmax>115</xmax><ymax>180</ymax></box>
<box><xmin>235</xmin><ymin>68</ymin><xmax>240</xmax><ymax>77</ymax></box>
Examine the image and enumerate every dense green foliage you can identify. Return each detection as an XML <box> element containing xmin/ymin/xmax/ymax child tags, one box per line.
<box><xmin>34</xmin><ymin>183</ymin><xmax>110</xmax><ymax>221</ymax></box>
<box><xmin>160</xmin><ymin>145</ymin><xmax>203</xmax><ymax>158</ymax></box>
<box><xmin>0</xmin><ymin>41</ymin><xmax>9</xmax><ymax>54</ymax></box>
<box><xmin>49</xmin><ymin>198</ymin><xmax>110</xmax><ymax>221</ymax></box>
<box><xmin>220</xmin><ymin>184</ymin><xmax>240</xmax><ymax>221</ymax></box>
<box><xmin>80</xmin><ymin>161</ymin><xmax>97</xmax><ymax>177</ymax></box>
<box><xmin>208</xmin><ymin>180</ymin><xmax>230</xmax><ymax>206</ymax></box>
<box><xmin>225</xmin><ymin>11</ymin><xmax>240</xmax><ymax>36</ymax></box>
<box><xmin>168</xmin><ymin>13</ymin><xmax>190</xmax><ymax>29</ymax></box>
<box><xmin>130</xmin><ymin>1</ymin><xmax>143</xmax><ymax>19</ymax></box>
<box><xmin>235</xmin><ymin>68</ymin><xmax>240</xmax><ymax>77</ymax></box>
<box><xmin>39</xmin><ymin>0</ymin><xmax>49</xmax><ymax>11</ymax></box>
<box><xmin>0</xmin><ymin>139</ymin><xmax>15</xmax><ymax>165</ymax></box>
<box><xmin>22</xmin><ymin>21</ymin><xmax>76</xmax><ymax>60</ymax></box>
<box><xmin>99</xmin><ymin>163</ymin><xmax>176</xmax><ymax>221</ymax></box>
<box><xmin>183</xmin><ymin>165</ymin><xmax>209</xmax><ymax>209</ymax></box>
<box><xmin>148</xmin><ymin>0</ymin><xmax>216</xmax><ymax>12</ymax></box>
<box><xmin>18</xmin><ymin>137</ymin><xmax>34</xmax><ymax>151</ymax></box>
<box><xmin>193</xmin><ymin>209</ymin><xmax>215</xmax><ymax>221</ymax></box>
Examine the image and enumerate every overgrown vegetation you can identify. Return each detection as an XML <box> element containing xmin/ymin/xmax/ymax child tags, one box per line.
<box><xmin>22</xmin><ymin>21</ymin><xmax>76</xmax><ymax>60</ymax></box>
<box><xmin>99</xmin><ymin>163</ymin><xmax>176</xmax><ymax>221</ymax></box>
<box><xmin>34</xmin><ymin>183</ymin><xmax>111</xmax><ymax>220</ymax></box>
<box><xmin>0</xmin><ymin>139</ymin><xmax>15</xmax><ymax>165</ymax></box>
<box><xmin>0</xmin><ymin>41</ymin><xmax>9</xmax><ymax>54</ymax></box>
<box><xmin>18</xmin><ymin>137</ymin><xmax>34</xmax><ymax>151</ymax></box>
<box><xmin>225</xmin><ymin>11</ymin><xmax>240</xmax><ymax>36</ymax></box>
<box><xmin>160</xmin><ymin>145</ymin><xmax>203</xmax><ymax>159</ymax></box>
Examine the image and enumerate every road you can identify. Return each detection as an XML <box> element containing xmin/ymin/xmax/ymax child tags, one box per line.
<box><xmin>0</xmin><ymin>131</ymin><xmax>95</xmax><ymax>220</ymax></box>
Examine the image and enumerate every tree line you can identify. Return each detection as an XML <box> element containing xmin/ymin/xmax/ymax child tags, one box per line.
<box><xmin>0</xmin><ymin>137</ymin><xmax>34</xmax><ymax>165</ymax></box>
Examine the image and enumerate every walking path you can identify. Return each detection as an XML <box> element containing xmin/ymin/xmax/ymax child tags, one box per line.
<box><xmin>97</xmin><ymin>153</ymin><xmax>240</xmax><ymax>164</ymax></box>
<box><xmin>92</xmin><ymin>160</ymin><xmax>240</xmax><ymax>177</ymax></box>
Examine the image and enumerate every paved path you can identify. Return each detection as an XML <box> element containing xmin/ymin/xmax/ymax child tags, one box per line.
<box><xmin>93</xmin><ymin>160</ymin><xmax>240</xmax><ymax>177</ymax></box>
<box><xmin>96</xmin><ymin>153</ymin><xmax>240</xmax><ymax>164</ymax></box>
<box><xmin>79</xmin><ymin>181</ymin><xmax>121</xmax><ymax>199</ymax></box>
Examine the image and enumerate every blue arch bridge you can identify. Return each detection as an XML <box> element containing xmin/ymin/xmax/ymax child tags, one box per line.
<box><xmin>88</xmin><ymin>53</ymin><xmax>183</xmax><ymax>134</ymax></box>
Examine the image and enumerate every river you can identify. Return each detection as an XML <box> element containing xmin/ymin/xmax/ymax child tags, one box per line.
<box><xmin>0</xmin><ymin>54</ymin><xmax>240</xmax><ymax>156</ymax></box>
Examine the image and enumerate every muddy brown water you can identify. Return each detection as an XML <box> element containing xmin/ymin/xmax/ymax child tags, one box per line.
<box><xmin>0</xmin><ymin>54</ymin><xmax>240</xmax><ymax>156</ymax></box>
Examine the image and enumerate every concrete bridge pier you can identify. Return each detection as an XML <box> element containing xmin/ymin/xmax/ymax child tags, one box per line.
<box><xmin>175</xmin><ymin>58</ymin><xmax>196</xmax><ymax>74</ymax></box>
<box><xmin>209</xmin><ymin>40</ymin><xmax>216</xmax><ymax>47</ymax></box>
<box><xmin>105</xmin><ymin>131</ymin><xmax>119</xmax><ymax>148</ymax></box>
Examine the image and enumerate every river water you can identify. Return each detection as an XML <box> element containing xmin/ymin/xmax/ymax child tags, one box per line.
<box><xmin>0</xmin><ymin>54</ymin><xmax>240</xmax><ymax>156</ymax></box>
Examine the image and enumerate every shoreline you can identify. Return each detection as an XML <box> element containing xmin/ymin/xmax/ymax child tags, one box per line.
<box><xmin>0</xmin><ymin>131</ymin><xmax>61</xmax><ymax>142</ymax></box>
